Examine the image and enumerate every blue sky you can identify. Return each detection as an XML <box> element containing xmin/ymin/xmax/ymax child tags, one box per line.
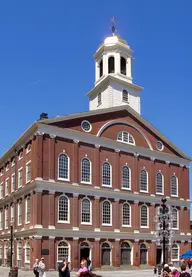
<box><xmin>0</xmin><ymin>1</ymin><xmax>191</xmax><ymax>204</ymax></box>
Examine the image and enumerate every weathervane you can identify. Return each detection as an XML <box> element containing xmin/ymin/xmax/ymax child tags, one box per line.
<box><xmin>111</xmin><ymin>17</ymin><xmax>116</xmax><ymax>35</ymax></box>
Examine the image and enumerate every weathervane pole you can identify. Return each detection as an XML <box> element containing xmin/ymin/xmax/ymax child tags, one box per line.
<box><xmin>111</xmin><ymin>17</ymin><xmax>116</xmax><ymax>36</ymax></box>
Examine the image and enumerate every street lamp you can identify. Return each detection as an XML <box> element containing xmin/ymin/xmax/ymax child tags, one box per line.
<box><xmin>10</xmin><ymin>220</ymin><xmax>14</xmax><ymax>269</ymax></box>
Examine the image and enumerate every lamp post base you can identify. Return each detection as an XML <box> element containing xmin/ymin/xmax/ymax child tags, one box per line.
<box><xmin>9</xmin><ymin>267</ymin><xmax>18</xmax><ymax>277</ymax></box>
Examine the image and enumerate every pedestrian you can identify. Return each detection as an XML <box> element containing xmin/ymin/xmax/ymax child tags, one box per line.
<box><xmin>76</xmin><ymin>259</ymin><xmax>88</xmax><ymax>276</ymax></box>
<box><xmin>162</xmin><ymin>264</ymin><xmax>171</xmax><ymax>277</ymax></box>
<box><xmin>33</xmin><ymin>259</ymin><xmax>40</xmax><ymax>277</ymax></box>
<box><xmin>39</xmin><ymin>257</ymin><xmax>46</xmax><ymax>277</ymax></box>
<box><xmin>87</xmin><ymin>258</ymin><xmax>92</xmax><ymax>271</ymax></box>
<box><xmin>187</xmin><ymin>258</ymin><xmax>191</xmax><ymax>269</ymax></box>
<box><xmin>58</xmin><ymin>258</ymin><xmax>70</xmax><ymax>277</ymax></box>
<box><xmin>180</xmin><ymin>265</ymin><xmax>190</xmax><ymax>277</ymax></box>
<box><xmin>172</xmin><ymin>267</ymin><xmax>180</xmax><ymax>277</ymax></box>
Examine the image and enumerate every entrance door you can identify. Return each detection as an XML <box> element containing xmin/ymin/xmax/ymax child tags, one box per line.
<box><xmin>121</xmin><ymin>242</ymin><xmax>131</xmax><ymax>265</ymax></box>
<box><xmin>101</xmin><ymin>243</ymin><xmax>111</xmax><ymax>266</ymax></box>
<box><xmin>156</xmin><ymin>248</ymin><xmax>162</xmax><ymax>265</ymax></box>
<box><xmin>80</xmin><ymin>242</ymin><xmax>90</xmax><ymax>262</ymax></box>
<box><xmin>140</xmin><ymin>244</ymin><xmax>147</xmax><ymax>265</ymax></box>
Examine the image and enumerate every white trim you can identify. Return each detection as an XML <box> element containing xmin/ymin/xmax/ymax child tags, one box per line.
<box><xmin>17</xmin><ymin>241</ymin><xmax>22</xmax><ymax>261</ymax></box>
<box><xmin>0</xmin><ymin>182</ymin><xmax>3</xmax><ymax>199</ymax></box>
<box><xmin>81</xmin><ymin>197</ymin><xmax>92</xmax><ymax>225</ymax></box>
<box><xmin>122</xmin><ymin>165</ymin><xmax>131</xmax><ymax>190</ymax></box>
<box><xmin>11</xmin><ymin>173</ymin><xmax>15</xmax><ymax>192</ymax></box>
<box><xmin>102</xmin><ymin>161</ymin><xmax>112</xmax><ymax>187</ymax></box>
<box><xmin>57</xmin><ymin>153</ymin><xmax>70</xmax><ymax>181</ymax></box>
<box><xmin>17</xmin><ymin>202</ymin><xmax>22</xmax><ymax>226</ymax></box>
<box><xmin>4</xmin><ymin>208</ymin><xmax>8</xmax><ymax>229</ymax></box>
<box><xmin>25</xmin><ymin>198</ymin><xmax>30</xmax><ymax>224</ymax></box>
<box><xmin>171</xmin><ymin>175</ymin><xmax>178</xmax><ymax>197</ymax></box>
<box><xmin>11</xmin><ymin>158</ymin><xmax>15</xmax><ymax>167</ymax></box>
<box><xmin>140</xmin><ymin>204</ymin><xmax>149</xmax><ymax>228</ymax></box>
<box><xmin>5</xmin><ymin>178</ymin><xmax>9</xmax><ymax>196</ymax></box>
<box><xmin>156</xmin><ymin>172</ymin><xmax>164</xmax><ymax>195</ymax></box>
<box><xmin>171</xmin><ymin>243</ymin><xmax>180</xmax><ymax>261</ymax></box>
<box><xmin>81</xmin><ymin>120</ymin><xmax>92</xmax><ymax>133</ymax></box>
<box><xmin>102</xmin><ymin>200</ymin><xmax>112</xmax><ymax>226</ymax></box>
<box><xmin>140</xmin><ymin>169</ymin><xmax>148</xmax><ymax>193</ymax></box>
<box><xmin>97</xmin><ymin>120</ymin><xmax>153</xmax><ymax>150</ymax></box>
<box><xmin>122</xmin><ymin>202</ymin><xmax>131</xmax><ymax>227</ymax></box>
<box><xmin>57</xmin><ymin>240</ymin><xmax>71</xmax><ymax>263</ymax></box>
<box><xmin>18</xmin><ymin>151</ymin><xmax>23</xmax><ymax>161</ymax></box>
<box><xmin>18</xmin><ymin>167</ymin><xmax>23</xmax><ymax>188</ymax></box>
<box><xmin>81</xmin><ymin>157</ymin><xmax>92</xmax><ymax>184</ymax></box>
<box><xmin>117</xmin><ymin>131</ymin><xmax>135</xmax><ymax>146</ymax></box>
<box><xmin>26</xmin><ymin>160</ymin><xmax>31</xmax><ymax>184</ymax></box>
<box><xmin>57</xmin><ymin>194</ymin><xmax>70</xmax><ymax>224</ymax></box>
<box><xmin>172</xmin><ymin>208</ymin><xmax>179</xmax><ymax>230</ymax></box>
<box><xmin>26</xmin><ymin>144</ymin><xmax>31</xmax><ymax>154</ymax></box>
<box><xmin>24</xmin><ymin>242</ymin><xmax>30</xmax><ymax>263</ymax></box>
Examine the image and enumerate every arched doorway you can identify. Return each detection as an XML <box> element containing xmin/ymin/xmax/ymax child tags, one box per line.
<box><xmin>156</xmin><ymin>246</ymin><xmax>162</xmax><ymax>265</ymax></box>
<box><xmin>140</xmin><ymin>244</ymin><xmax>147</xmax><ymax>265</ymax></box>
<box><xmin>121</xmin><ymin>242</ymin><xmax>131</xmax><ymax>265</ymax></box>
<box><xmin>101</xmin><ymin>242</ymin><xmax>111</xmax><ymax>266</ymax></box>
<box><xmin>80</xmin><ymin>242</ymin><xmax>90</xmax><ymax>262</ymax></box>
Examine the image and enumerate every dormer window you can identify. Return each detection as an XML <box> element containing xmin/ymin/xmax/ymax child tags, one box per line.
<box><xmin>121</xmin><ymin>57</ymin><xmax>126</xmax><ymax>75</ymax></box>
<box><xmin>98</xmin><ymin>93</ymin><xmax>101</xmax><ymax>106</ymax></box>
<box><xmin>122</xmin><ymin>90</ymin><xmax>129</xmax><ymax>103</ymax></box>
<box><xmin>18</xmin><ymin>151</ymin><xmax>23</xmax><ymax>160</ymax></box>
<box><xmin>108</xmin><ymin>57</ymin><xmax>115</xmax><ymax>73</ymax></box>
<box><xmin>26</xmin><ymin>144</ymin><xmax>31</xmax><ymax>154</ymax></box>
<box><xmin>5</xmin><ymin>164</ymin><xmax>9</xmax><ymax>172</ymax></box>
<box><xmin>117</xmin><ymin>131</ymin><xmax>135</xmax><ymax>145</ymax></box>
<box><xmin>11</xmin><ymin>158</ymin><xmax>15</xmax><ymax>167</ymax></box>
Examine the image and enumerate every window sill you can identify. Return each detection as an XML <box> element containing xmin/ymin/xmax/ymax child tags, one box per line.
<box><xmin>102</xmin><ymin>184</ymin><xmax>112</xmax><ymax>188</ymax></box>
<box><xmin>122</xmin><ymin>187</ymin><xmax>131</xmax><ymax>191</ymax></box>
<box><xmin>26</xmin><ymin>180</ymin><xmax>31</xmax><ymax>184</ymax></box>
<box><xmin>81</xmin><ymin>181</ymin><xmax>92</xmax><ymax>185</ymax></box>
<box><xmin>57</xmin><ymin>221</ymin><xmax>70</xmax><ymax>224</ymax></box>
<box><xmin>122</xmin><ymin>225</ymin><xmax>131</xmax><ymax>228</ymax></box>
<box><xmin>156</xmin><ymin>192</ymin><xmax>164</xmax><ymax>195</ymax></box>
<box><xmin>171</xmin><ymin>195</ymin><xmax>178</xmax><ymax>198</ymax></box>
<box><xmin>140</xmin><ymin>190</ymin><xmax>149</xmax><ymax>193</ymax></box>
<box><xmin>102</xmin><ymin>224</ymin><xmax>112</xmax><ymax>227</ymax></box>
<box><xmin>57</xmin><ymin>178</ymin><xmax>70</xmax><ymax>182</ymax></box>
<box><xmin>26</xmin><ymin>150</ymin><xmax>31</xmax><ymax>154</ymax></box>
<box><xmin>122</xmin><ymin>100</ymin><xmax>129</xmax><ymax>104</ymax></box>
<box><xmin>172</xmin><ymin>228</ymin><xmax>179</xmax><ymax>230</ymax></box>
<box><xmin>81</xmin><ymin>222</ymin><xmax>92</xmax><ymax>225</ymax></box>
<box><xmin>24</xmin><ymin>262</ymin><xmax>30</xmax><ymax>264</ymax></box>
<box><xmin>17</xmin><ymin>224</ymin><xmax>22</xmax><ymax>226</ymax></box>
<box><xmin>140</xmin><ymin>226</ymin><xmax>149</xmax><ymax>228</ymax></box>
<box><xmin>25</xmin><ymin>222</ymin><xmax>30</xmax><ymax>225</ymax></box>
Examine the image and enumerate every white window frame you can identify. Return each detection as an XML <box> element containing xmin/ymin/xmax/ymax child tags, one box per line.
<box><xmin>122</xmin><ymin>165</ymin><xmax>131</xmax><ymax>190</ymax></box>
<box><xmin>81</xmin><ymin>157</ymin><xmax>92</xmax><ymax>184</ymax></box>
<box><xmin>26</xmin><ymin>144</ymin><xmax>31</xmax><ymax>154</ymax></box>
<box><xmin>117</xmin><ymin>131</ymin><xmax>135</xmax><ymax>145</ymax></box>
<box><xmin>122</xmin><ymin>89</ymin><xmax>129</xmax><ymax>103</ymax></box>
<box><xmin>11</xmin><ymin>158</ymin><xmax>15</xmax><ymax>167</ymax></box>
<box><xmin>102</xmin><ymin>200</ymin><xmax>112</xmax><ymax>226</ymax></box>
<box><xmin>17</xmin><ymin>242</ymin><xmax>22</xmax><ymax>262</ymax></box>
<box><xmin>122</xmin><ymin>202</ymin><xmax>131</xmax><ymax>227</ymax></box>
<box><xmin>140</xmin><ymin>169</ymin><xmax>148</xmax><ymax>193</ymax></box>
<box><xmin>11</xmin><ymin>173</ymin><xmax>15</xmax><ymax>192</ymax></box>
<box><xmin>0</xmin><ymin>183</ymin><xmax>3</xmax><ymax>199</ymax></box>
<box><xmin>24</xmin><ymin>242</ymin><xmax>30</xmax><ymax>263</ymax></box>
<box><xmin>171</xmin><ymin>244</ymin><xmax>180</xmax><ymax>261</ymax></box>
<box><xmin>57</xmin><ymin>153</ymin><xmax>70</xmax><ymax>181</ymax></box>
<box><xmin>26</xmin><ymin>161</ymin><xmax>31</xmax><ymax>184</ymax></box>
<box><xmin>18</xmin><ymin>167</ymin><xmax>23</xmax><ymax>188</ymax></box>
<box><xmin>172</xmin><ymin>208</ymin><xmax>179</xmax><ymax>230</ymax></box>
<box><xmin>156</xmin><ymin>172</ymin><xmax>164</xmax><ymax>195</ymax></box>
<box><xmin>102</xmin><ymin>161</ymin><xmax>112</xmax><ymax>187</ymax></box>
<box><xmin>140</xmin><ymin>204</ymin><xmax>149</xmax><ymax>228</ymax></box>
<box><xmin>0</xmin><ymin>170</ymin><xmax>3</xmax><ymax>176</ymax></box>
<box><xmin>5</xmin><ymin>178</ymin><xmax>9</xmax><ymax>196</ymax></box>
<box><xmin>81</xmin><ymin>198</ymin><xmax>92</xmax><ymax>225</ymax></box>
<box><xmin>5</xmin><ymin>164</ymin><xmax>9</xmax><ymax>172</ymax></box>
<box><xmin>57</xmin><ymin>195</ymin><xmax>70</xmax><ymax>224</ymax></box>
<box><xmin>25</xmin><ymin>198</ymin><xmax>30</xmax><ymax>224</ymax></box>
<box><xmin>18</xmin><ymin>151</ymin><xmax>23</xmax><ymax>161</ymax></box>
<box><xmin>171</xmin><ymin>175</ymin><xmax>178</xmax><ymax>197</ymax></box>
<box><xmin>5</xmin><ymin>208</ymin><xmax>8</xmax><ymax>229</ymax></box>
<box><xmin>57</xmin><ymin>240</ymin><xmax>71</xmax><ymax>263</ymax></box>
<box><xmin>17</xmin><ymin>202</ymin><xmax>22</xmax><ymax>226</ymax></box>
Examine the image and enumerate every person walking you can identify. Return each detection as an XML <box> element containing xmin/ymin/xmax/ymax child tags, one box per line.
<box><xmin>58</xmin><ymin>258</ymin><xmax>70</xmax><ymax>277</ymax></box>
<box><xmin>76</xmin><ymin>259</ymin><xmax>88</xmax><ymax>276</ymax></box>
<box><xmin>39</xmin><ymin>257</ymin><xmax>46</xmax><ymax>277</ymax></box>
<box><xmin>180</xmin><ymin>265</ymin><xmax>190</xmax><ymax>277</ymax></box>
<box><xmin>33</xmin><ymin>259</ymin><xmax>40</xmax><ymax>277</ymax></box>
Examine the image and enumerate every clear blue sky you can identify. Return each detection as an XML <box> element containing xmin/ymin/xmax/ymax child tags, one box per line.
<box><xmin>0</xmin><ymin>1</ymin><xmax>191</xmax><ymax>205</ymax></box>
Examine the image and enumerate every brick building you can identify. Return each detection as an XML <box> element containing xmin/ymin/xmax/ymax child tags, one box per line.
<box><xmin>0</xmin><ymin>33</ymin><xmax>191</xmax><ymax>270</ymax></box>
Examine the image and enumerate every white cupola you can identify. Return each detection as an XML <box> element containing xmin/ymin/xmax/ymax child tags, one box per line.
<box><xmin>86</xmin><ymin>25</ymin><xmax>143</xmax><ymax>114</ymax></box>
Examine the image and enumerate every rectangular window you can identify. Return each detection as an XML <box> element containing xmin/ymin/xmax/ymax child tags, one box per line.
<box><xmin>18</xmin><ymin>203</ymin><xmax>22</xmax><ymax>226</ymax></box>
<box><xmin>18</xmin><ymin>168</ymin><xmax>23</xmax><ymax>188</ymax></box>
<box><xmin>25</xmin><ymin>198</ymin><xmax>30</xmax><ymax>223</ymax></box>
<box><xmin>11</xmin><ymin>174</ymin><xmax>15</xmax><ymax>192</ymax></box>
<box><xmin>26</xmin><ymin>162</ymin><xmax>31</xmax><ymax>183</ymax></box>
<box><xmin>0</xmin><ymin>211</ymin><xmax>3</xmax><ymax>230</ymax></box>
<box><xmin>0</xmin><ymin>183</ymin><xmax>3</xmax><ymax>199</ymax></box>
<box><xmin>5</xmin><ymin>208</ymin><xmax>8</xmax><ymax>229</ymax></box>
<box><xmin>11</xmin><ymin>205</ymin><xmax>14</xmax><ymax>222</ymax></box>
<box><xmin>5</xmin><ymin>178</ymin><xmax>9</xmax><ymax>196</ymax></box>
<box><xmin>11</xmin><ymin>158</ymin><xmax>15</xmax><ymax>167</ymax></box>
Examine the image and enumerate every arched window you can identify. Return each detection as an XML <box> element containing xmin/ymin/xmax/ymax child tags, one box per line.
<box><xmin>57</xmin><ymin>241</ymin><xmax>70</xmax><ymax>262</ymax></box>
<box><xmin>17</xmin><ymin>241</ymin><xmax>22</xmax><ymax>268</ymax></box>
<box><xmin>140</xmin><ymin>169</ymin><xmax>148</xmax><ymax>192</ymax></box>
<box><xmin>108</xmin><ymin>57</ymin><xmax>115</xmax><ymax>73</ymax></box>
<box><xmin>98</xmin><ymin>92</ymin><xmax>101</xmax><ymax>106</ymax></box>
<box><xmin>172</xmin><ymin>208</ymin><xmax>178</xmax><ymax>229</ymax></box>
<box><xmin>81</xmin><ymin>158</ymin><xmax>91</xmax><ymax>184</ymax></box>
<box><xmin>58</xmin><ymin>195</ymin><xmax>69</xmax><ymax>223</ymax></box>
<box><xmin>102</xmin><ymin>200</ymin><xmax>112</xmax><ymax>225</ymax></box>
<box><xmin>121</xmin><ymin>57</ymin><xmax>126</xmax><ymax>75</ymax></box>
<box><xmin>58</xmin><ymin>154</ymin><xmax>69</xmax><ymax>180</ymax></box>
<box><xmin>81</xmin><ymin>198</ymin><xmax>91</xmax><ymax>224</ymax></box>
<box><xmin>122</xmin><ymin>203</ymin><xmax>131</xmax><ymax>226</ymax></box>
<box><xmin>140</xmin><ymin>205</ymin><xmax>148</xmax><ymax>227</ymax></box>
<box><xmin>117</xmin><ymin>131</ymin><xmax>135</xmax><ymax>145</ymax></box>
<box><xmin>122</xmin><ymin>166</ymin><xmax>131</xmax><ymax>189</ymax></box>
<box><xmin>140</xmin><ymin>243</ymin><xmax>148</xmax><ymax>264</ymax></box>
<box><xmin>122</xmin><ymin>89</ymin><xmax>129</xmax><ymax>102</ymax></box>
<box><xmin>171</xmin><ymin>175</ymin><xmax>178</xmax><ymax>196</ymax></box>
<box><xmin>121</xmin><ymin>242</ymin><xmax>131</xmax><ymax>265</ymax></box>
<box><xmin>156</xmin><ymin>172</ymin><xmax>164</xmax><ymax>194</ymax></box>
<box><xmin>99</xmin><ymin>60</ymin><xmax>103</xmax><ymax>77</ymax></box>
<box><xmin>101</xmin><ymin>242</ymin><xmax>111</xmax><ymax>266</ymax></box>
<box><xmin>171</xmin><ymin>244</ymin><xmax>179</xmax><ymax>261</ymax></box>
<box><xmin>102</xmin><ymin>162</ymin><xmax>112</xmax><ymax>187</ymax></box>
<box><xmin>25</xmin><ymin>242</ymin><xmax>30</xmax><ymax>263</ymax></box>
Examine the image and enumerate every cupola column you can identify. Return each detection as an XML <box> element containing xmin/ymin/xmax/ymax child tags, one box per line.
<box><xmin>126</xmin><ymin>57</ymin><xmax>132</xmax><ymax>80</ymax></box>
<box><xmin>95</xmin><ymin>61</ymin><xmax>100</xmax><ymax>82</ymax></box>
<box><xmin>103</xmin><ymin>53</ymin><xmax>108</xmax><ymax>76</ymax></box>
<box><xmin>115</xmin><ymin>52</ymin><xmax>120</xmax><ymax>74</ymax></box>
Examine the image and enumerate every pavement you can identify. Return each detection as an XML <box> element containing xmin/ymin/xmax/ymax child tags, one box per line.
<box><xmin>0</xmin><ymin>267</ymin><xmax>158</xmax><ymax>277</ymax></box>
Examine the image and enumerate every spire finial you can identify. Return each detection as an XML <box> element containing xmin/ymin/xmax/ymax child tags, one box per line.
<box><xmin>111</xmin><ymin>17</ymin><xmax>116</xmax><ymax>36</ymax></box>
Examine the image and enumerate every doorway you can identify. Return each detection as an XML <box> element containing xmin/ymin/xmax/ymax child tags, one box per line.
<box><xmin>121</xmin><ymin>242</ymin><xmax>131</xmax><ymax>265</ymax></box>
<box><xmin>140</xmin><ymin>244</ymin><xmax>147</xmax><ymax>265</ymax></box>
<box><xmin>156</xmin><ymin>248</ymin><xmax>162</xmax><ymax>265</ymax></box>
<box><xmin>80</xmin><ymin>242</ymin><xmax>90</xmax><ymax>262</ymax></box>
<box><xmin>101</xmin><ymin>242</ymin><xmax>111</xmax><ymax>266</ymax></box>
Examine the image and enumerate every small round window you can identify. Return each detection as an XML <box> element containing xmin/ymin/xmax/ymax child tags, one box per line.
<box><xmin>81</xmin><ymin>120</ymin><xmax>92</xmax><ymax>132</ymax></box>
<box><xmin>156</xmin><ymin>141</ymin><xmax>164</xmax><ymax>151</ymax></box>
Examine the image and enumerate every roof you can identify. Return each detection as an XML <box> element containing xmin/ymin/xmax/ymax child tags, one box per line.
<box><xmin>39</xmin><ymin>105</ymin><xmax>191</xmax><ymax>161</ymax></box>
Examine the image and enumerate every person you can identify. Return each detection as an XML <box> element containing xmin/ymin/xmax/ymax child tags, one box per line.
<box><xmin>87</xmin><ymin>258</ymin><xmax>92</xmax><ymax>271</ymax></box>
<box><xmin>162</xmin><ymin>264</ymin><xmax>171</xmax><ymax>277</ymax></box>
<box><xmin>76</xmin><ymin>259</ymin><xmax>88</xmax><ymax>276</ymax></box>
<box><xmin>187</xmin><ymin>258</ymin><xmax>191</xmax><ymax>269</ymax></box>
<box><xmin>169</xmin><ymin>262</ymin><xmax>174</xmax><ymax>272</ymax></box>
<box><xmin>172</xmin><ymin>267</ymin><xmax>180</xmax><ymax>277</ymax></box>
<box><xmin>180</xmin><ymin>265</ymin><xmax>190</xmax><ymax>277</ymax></box>
<box><xmin>33</xmin><ymin>259</ymin><xmax>40</xmax><ymax>277</ymax></box>
<box><xmin>58</xmin><ymin>258</ymin><xmax>70</xmax><ymax>277</ymax></box>
<box><xmin>39</xmin><ymin>257</ymin><xmax>46</xmax><ymax>277</ymax></box>
<box><xmin>181</xmin><ymin>259</ymin><xmax>185</xmax><ymax>267</ymax></box>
